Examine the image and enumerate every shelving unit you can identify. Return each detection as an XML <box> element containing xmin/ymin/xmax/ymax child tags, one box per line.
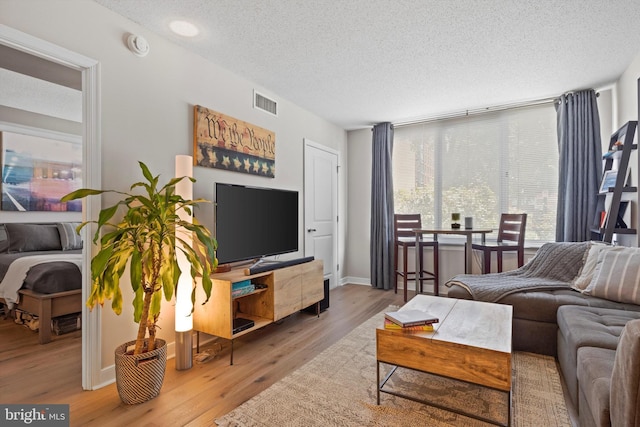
<box><xmin>591</xmin><ymin>120</ymin><xmax>638</xmax><ymax>243</ymax></box>
<box><xmin>193</xmin><ymin>259</ymin><xmax>323</xmax><ymax>364</ymax></box>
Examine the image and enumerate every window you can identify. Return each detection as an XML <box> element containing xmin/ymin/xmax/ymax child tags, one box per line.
<box><xmin>393</xmin><ymin>103</ymin><xmax>558</xmax><ymax>242</ymax></box>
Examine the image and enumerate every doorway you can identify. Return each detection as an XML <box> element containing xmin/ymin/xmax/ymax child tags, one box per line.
<box><xmin>0</xmin><ymin>24</ymin><xmax>101</xmax><ymax>390</ymax></box>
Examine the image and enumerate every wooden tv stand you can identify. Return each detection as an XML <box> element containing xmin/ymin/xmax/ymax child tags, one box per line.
<box><xmin>193</xmin><ymin>259</ymin><xmax>324</xmax><ymax>364</ymax></box>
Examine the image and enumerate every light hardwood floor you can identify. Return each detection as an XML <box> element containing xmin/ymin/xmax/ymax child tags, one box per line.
<box><xmin>0</xmin><ymin>284</ymin><xmax>406</xmax><ymax>426</ymax></box>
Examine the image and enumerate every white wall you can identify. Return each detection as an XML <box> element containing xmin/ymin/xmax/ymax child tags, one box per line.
<box><xmin>344</xmin><ymin>128</ymin><xmax>371</xmax><ymax>282</ymax></box>
<box><xmin>616</xmin><ymin>53</ymin><xmax>640</xmax><ymax>125</ymax></box>
<box><xmin>613</xmin><ymin>51</ymin><xmax>640</xmax><ymax>246</ymax></box>
<box><xmin>1</xmin><ymin>0</ymin><xmax>347</xmax><ymax>374</ymax></box>
<box><xmin>598</xmin><ymin>88</ymin><xmax>613</xmax><ymax>152</ymax></box>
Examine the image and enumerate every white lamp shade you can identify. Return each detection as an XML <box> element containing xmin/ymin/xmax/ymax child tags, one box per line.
<box><xmin>175</xmin><ymin>155</ymin><xmax>193</xmax><ymax>332</ymax></box>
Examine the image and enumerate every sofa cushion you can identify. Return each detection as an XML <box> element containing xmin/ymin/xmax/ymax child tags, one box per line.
<box><xmin>502</xmin><ymin>290</ymin><xmax>613</xmax><ymax>324</ymax></box>
<box><xmin>557</xmin><ymin>306</ymin><xmax>640</xmax><ymax>408</ymax></box>
<box><xmin>585</xmin><ymin>246</ymin><xmax>640</xmax><ymax>305</ymax></box>
<box><xmin>557</xmin><ymin>306</ymin><xmax>633</xmax><ymax>352</ymax></box>
<box><xmin>448</xmin><ymin>283</ymin><xmax>640</xmax><ymax>357</ymax></box>
<box><xmin>5</xmin><ymin>223</ymin><xmax>62</xmax><ymax>253</ymax></box>
<box><xmin>610</xmin><ymin>319</ymin><xmax>640</xmax><ymax>427</ymax></box>
<box><xmin>572</xmin><ymin>242</ymin><xmax>611</xmax><ymax>291</ymax></box>
<box><xmin>449</xmin><ymin>285</ymin><xmax>640</xmax><ymax>324</ymax></box>
<box><xmin>577</xmin><ymin>346</ymin><xmax>615</xmax><ymax>427</ymax></box>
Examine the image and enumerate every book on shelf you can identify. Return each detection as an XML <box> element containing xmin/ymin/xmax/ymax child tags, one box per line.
<box><xmin>384</xmin><ymin>309</ymin><xmax>439</xmax><ymax>328</ymax></box>
<box><xmin>600</xmin><ymin>210</ymin><xmax>607</xmax><ymax>228</ymax></box>
<box><xmin>231</xmin><ymin>280</ymin><xmax>255</xmax><ymax>297</ymax></box>
<box><xmin>232</xmin><ymin>287</ymin><xmax>255</xmax><ymax>297</ymax></box>
<box><xmin>383</xmin><ymin>318</ymin><xmax>434</xmax><ymax>331</ymax></box>
<box><xmin>232</xmin><ymin>279</ymin><xmax>252</xmax><ymax>290</ymax></box>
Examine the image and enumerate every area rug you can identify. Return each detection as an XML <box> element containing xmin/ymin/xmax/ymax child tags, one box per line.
<box><xmin>215</xmin><ymin>310</ymin><xmax>571</xmax><ymax>427</ymax></box>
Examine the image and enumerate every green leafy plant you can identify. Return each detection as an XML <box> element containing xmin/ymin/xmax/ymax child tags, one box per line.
<box><xmin>61</xmin><ymin>161</ymin><xmax>217</xmax><ymax>355</ymax></box>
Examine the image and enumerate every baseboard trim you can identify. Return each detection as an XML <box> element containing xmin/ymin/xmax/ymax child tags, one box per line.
<box><xmin>340</xmin><ymin>276</ymin><xmax>370</xmax><ymax>286</ymax></box>
<box><xmin>95</xmin><ymin>365</ymin><xmax>115</xmax><ymax>390</ymax></box>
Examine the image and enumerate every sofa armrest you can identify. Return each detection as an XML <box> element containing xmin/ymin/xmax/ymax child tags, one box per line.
<box><xmin>610</xmin><ymin>319</ymin><xmax>640</xmax><ymax>427</ymax></box>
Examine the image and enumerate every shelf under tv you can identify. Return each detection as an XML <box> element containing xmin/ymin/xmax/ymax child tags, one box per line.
<box><xmin>193</xmin><ymin>260</ymin><xmax>324</xmax><ymax>365</ymax></box>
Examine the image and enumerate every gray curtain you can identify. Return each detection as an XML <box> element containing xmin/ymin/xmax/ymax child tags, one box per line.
<box><xmin>555</xmin><ymin>89</ymin><xmax>602</xmax><ymax>242</ymax></box>
<box><xmin>370</xmin><ymin>122</ymin><xmax>395</xmax><ymax>289</ymax></box>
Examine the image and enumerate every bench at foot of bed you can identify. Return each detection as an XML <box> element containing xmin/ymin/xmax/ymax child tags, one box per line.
<box><xmin>17</xmin><ymin>289</ymin><xmax>82</xmax><ymax>344</ymax></box>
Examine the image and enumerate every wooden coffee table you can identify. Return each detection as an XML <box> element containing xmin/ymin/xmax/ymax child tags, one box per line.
<box><xmin>376</xmin><ymin>294</ymin><xmax>513</xmax><ymax>426</ymax></box>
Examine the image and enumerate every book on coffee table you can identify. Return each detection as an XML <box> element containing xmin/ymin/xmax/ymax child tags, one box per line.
<box><xmin>384</xmin><ymin>309</ymin><xmax>439</xmax><ymax>327</ymax></box>
<box><xmin>383</xmin><ymin>318</ymin><xmax>434</xmax><ymax>331</ymax></box>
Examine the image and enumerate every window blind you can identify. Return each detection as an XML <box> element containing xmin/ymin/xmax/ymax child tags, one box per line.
<box><xmin>393</xmin><ymin>104</ymin><xmax>558</xmax><ymax>242</ymax></box>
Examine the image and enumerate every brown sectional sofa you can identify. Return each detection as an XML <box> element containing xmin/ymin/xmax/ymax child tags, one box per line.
<box><xmin>446</xmin><ymin>242</ymin><xmax>640</xmax><ymax>427</ymax></box>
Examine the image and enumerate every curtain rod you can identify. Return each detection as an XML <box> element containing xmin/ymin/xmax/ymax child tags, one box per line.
<box><xmin>392</xmin><ymin>96</ymin><xmax>558</xmax><ymax>128</ymax></box>
<box><xmin>376</xmin><ymin>89</ymin><xmax>602</xmax><ymax>130</ymax></box>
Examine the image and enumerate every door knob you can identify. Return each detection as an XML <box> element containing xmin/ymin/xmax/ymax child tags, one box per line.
<box><xmin>307</xmin><ymin>228</ymin><xmax>317</xmax><ymax>232</ymax></box>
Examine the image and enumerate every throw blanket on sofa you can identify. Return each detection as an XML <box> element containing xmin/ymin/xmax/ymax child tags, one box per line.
<box><xmin>445</xmin><ymin>242</ymin><xmax>590</xmax><ymax>302</ymax></box>
<box><xmin>0</xmin><ymin>254</ymin><xmax>82</xmax><ymax>308</ymax></box>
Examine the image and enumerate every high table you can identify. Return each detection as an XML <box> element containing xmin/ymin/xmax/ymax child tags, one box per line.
<box><xmin>413</xmin><ymin>228</ymin><xmax>493</xmax><ymax>294</ymax></box>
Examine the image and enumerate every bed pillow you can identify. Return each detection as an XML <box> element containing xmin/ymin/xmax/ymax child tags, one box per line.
<box><xmin>57</xmin><ymin>222</ymin><xmax>83</xmax><ymax>250</ymax></box>
<box><xmin>571</xmin><ymin>242</ymin><xmax>611</xmax><ymax>291</ymax></box>
<box><xmin>584</xmin><ymin>246</ymin><xmax>640</xmax><ymax>305</ymax></box>
<box><xmin>0</xmin><ymin>224</ymin><xmax>8</xmax><ymax>253</ymax></box>
<box><xmin>5</xmin><ymin>223</ymin><xmax>62</xmax><ymax>253</ymax></box>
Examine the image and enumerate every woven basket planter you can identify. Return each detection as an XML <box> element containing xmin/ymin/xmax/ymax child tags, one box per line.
<box><xmin>114</xmin><ymin>338</ymin><xmax>167</xmax><ymax>405</ymax></box>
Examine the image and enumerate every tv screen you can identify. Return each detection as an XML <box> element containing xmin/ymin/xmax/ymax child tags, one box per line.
<box><xmin>214</xmin><ymin>183</ymin><xmax>299</xmax><ymax>264</ymax></box>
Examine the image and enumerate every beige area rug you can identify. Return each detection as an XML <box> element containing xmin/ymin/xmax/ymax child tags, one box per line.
<box><xmin>215</xmin><ymin>311</ymin><xmax>571</xmax><ymax>427</ymax></box>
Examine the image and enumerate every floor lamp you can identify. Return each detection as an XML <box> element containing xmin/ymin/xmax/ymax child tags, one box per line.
<box><xmin>175</xmin><ymin>154</ymin><xmax>193</xmax><ymax>370</ymax></box>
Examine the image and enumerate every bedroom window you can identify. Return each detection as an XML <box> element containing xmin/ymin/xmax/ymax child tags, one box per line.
<box><xmin>392</xmin><ymin>103</ymin><xmax>558</xmax><ymax>243</ymax></box>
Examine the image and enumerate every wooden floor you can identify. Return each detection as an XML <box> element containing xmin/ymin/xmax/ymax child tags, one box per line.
<box><xmin>0</xmin><ymin>284</ymin><xmax>406</xmax><ymax>426</ymax></box>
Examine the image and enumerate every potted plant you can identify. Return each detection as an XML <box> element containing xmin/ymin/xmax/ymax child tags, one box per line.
<box><xmin>62</xmin><ymin>161</ymin><xmax>217</xmax><ymax>404</ymax></box>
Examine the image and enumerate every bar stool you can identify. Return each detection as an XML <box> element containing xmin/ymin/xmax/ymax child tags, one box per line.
<box><xmin>472</xmin><ymin>213</ymin><xmax>527</xmax><ymax>273</ymax></box>
<box><xmin>393</xmin><ymin>214</ymin><xmax>439</xmax><ymax>301</ymax></box>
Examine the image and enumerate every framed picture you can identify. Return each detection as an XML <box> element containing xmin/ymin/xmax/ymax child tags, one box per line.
<box><xmin>1</xmin><ymin>129</ymin><xmax>82</xmax><ymax>211</ymax></box>
<box><xmin>599</xmin><ymin>170</ymin><xmax>618</xmax><ymax>193</ymax></box>
<box><xmin>193</xmin><ymin>105</ymin><xmax>276</xmax><ymax>177</ymax></box>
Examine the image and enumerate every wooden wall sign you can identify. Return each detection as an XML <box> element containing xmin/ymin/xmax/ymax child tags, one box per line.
<box><xmin>193</xmin><ymin>105</ymin><xmax>275</xmax><ymax>177</ymax></box>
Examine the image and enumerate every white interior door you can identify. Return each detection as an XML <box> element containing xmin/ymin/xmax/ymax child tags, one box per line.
<box><xmin>304</xmin><ymin>139</ymin><xmax>338</xmax><ymax>289</ymax></box>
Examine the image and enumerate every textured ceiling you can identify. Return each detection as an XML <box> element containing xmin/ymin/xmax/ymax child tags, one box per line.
<box><xmin>94</xmin><ymin>0</ymin><xmax>640</xmax><ymax>130</ymax></box>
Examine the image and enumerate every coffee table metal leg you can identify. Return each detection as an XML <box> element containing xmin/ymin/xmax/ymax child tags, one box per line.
<box><xmin>378</xmin><ymin>363</ymin><xmax>510</xmax><ymax>427</ymax></box>
<box><xmin>508</xmin><ymin>389</ymin><xmax>512</xmax><ymax>427</ymax></box>
<box><xmin>376</xmin><ymin>361</ymin><xmax>380</xmax><ymax>404</ymax></box>
<box><xmin>377</xmin><ymin>362</ymin><xmax>398</xmax><ymax>405</ymax></box>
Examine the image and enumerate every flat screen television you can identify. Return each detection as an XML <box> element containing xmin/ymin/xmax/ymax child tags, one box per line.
<box><xmin>214</xmin><ymin>183</ymin><xmax>299</xmax><ymax>265</ymax></box>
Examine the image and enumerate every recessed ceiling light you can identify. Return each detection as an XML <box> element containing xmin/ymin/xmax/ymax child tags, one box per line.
<box><xmin>169</xmin><ymin>20</ymin><xmax>199</xmax><ymax>37</ymax></box>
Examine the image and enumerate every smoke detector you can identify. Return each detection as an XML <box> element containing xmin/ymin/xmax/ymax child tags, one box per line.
<box><xmin>127</xmin><ymin>34</ymin><xmax>150</xmax><ymax>57</ymax></box>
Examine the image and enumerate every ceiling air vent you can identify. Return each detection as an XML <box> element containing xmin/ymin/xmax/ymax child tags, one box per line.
<box><xmin>253</xmin><ymin>90</ymin><xmax>278</xmax><ymax>116</ymax></box>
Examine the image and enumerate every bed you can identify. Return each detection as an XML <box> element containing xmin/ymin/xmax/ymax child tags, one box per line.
<box><xmin>0</xmin><ymin>222</ymin><xmax>83</xmax><ymax>344</ymax></box>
